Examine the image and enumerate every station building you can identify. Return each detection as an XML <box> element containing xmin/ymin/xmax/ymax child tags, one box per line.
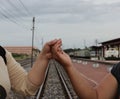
<box><xmin>100</xmin><ymin>38</ymin><xmax>120</xmax><ymax>59</ymax></box>
<box><xmin>89</xmin><ymin>38</ymin><xmax>120</xmax><ymax>60</ymax></box>
<box><xmin>4</xmin><ymin>46</ymin><xmax>40</xmax><ymax>56</ymax></box>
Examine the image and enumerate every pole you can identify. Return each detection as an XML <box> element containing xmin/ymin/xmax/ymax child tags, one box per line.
<box><xmin>31</xmin><ymin>17</ymin><xmax>35</xmax><ymax>67</ymax></box>
<box><xmin>84</xmin><ymin>39</ymin><xmax>86</xmax><ymax>48</ymax></box>
<box><xmin>41</xmin><ymin>37</ymin><xmax>44</xmax><ymax>48</ymax></box>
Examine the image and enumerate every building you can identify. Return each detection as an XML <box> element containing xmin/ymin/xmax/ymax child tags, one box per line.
<box><xmin>100</xmin><ymin>38</ymin><xmax>120</xmax><ymax>60</ymax></box>
<box><xmin>89</xmin><ymin>46</ymin><xmax>102</xmax><ymax>60</ymax></box>
<box><xmin>4</xmin><ymin>46</ymin><xmax>40</xmax><ymax>56</ymax></box>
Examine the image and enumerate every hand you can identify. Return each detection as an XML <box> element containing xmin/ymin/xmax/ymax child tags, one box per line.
<box><xmin>52</xmin><ymin>39</ymin><xmax>72</xmax><ymax>68</ymax></box>
<box><xmin>40</xmin><ymin>39</ymin><xmax>58</xmax><ymax>60</ymax></box>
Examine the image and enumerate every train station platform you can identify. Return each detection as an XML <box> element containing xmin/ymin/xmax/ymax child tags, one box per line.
<box><xmin>72</xmin><ymin>59</ymin><xmax>117</xmax><ymax>86</ymax></box>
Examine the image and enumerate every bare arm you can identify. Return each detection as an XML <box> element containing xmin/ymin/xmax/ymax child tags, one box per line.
<box><xmin>65</xmin><ymin>64</ymin><xmax>97</xmax><ymax>99</ymax></box>
<box><xmin>6</xmin><ymin>39</ymin><xmax>58</xmax><ymax>95</ymax></box>
<box><xmin>28</xmin><ymin>39</ymin><xmax>58</xmax><ymax>86</ymax></box>
<box><xmin>66</xmin><ymin>65</ymin><xmax>118</xmax><ymax>99</ymax></box>
<box><xmin>96</xmin><ymin>73</ymin><xmax>118</xmax><ymax>99</ymax></box>
<box><xmin>51</xmin><ymin>40</ymin><xmax>118</xmax><ymax>99</ymax></box>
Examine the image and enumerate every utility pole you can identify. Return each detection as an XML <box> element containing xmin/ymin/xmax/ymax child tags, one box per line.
<box><xmin>31</xmin><ymin>17</ymin><xmax>35</xmax><ymax>67</ymax></box>
<box><xmin>84</xmin><ymin>39</ymin><xmax>86</xmax><ymax>49</ymax></box>
<box><xmin>95</xmin><ymin>39</ymin><xmax>98</xmax><ymax>46</ymax></box>
<box><xmin>41</xmin><ymin>37</ymin><xmax>44</xmax><ymax>48</ymax></box>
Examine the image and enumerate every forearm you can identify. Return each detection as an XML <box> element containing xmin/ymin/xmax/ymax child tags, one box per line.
<box><xmin>28</xmin><ymin>53</ymin><xmax>49</xmax><ymax>86</ymax></box>
<box><xmin>65</xmin><ymin>65</ymin><xmax>98</xmax><ymax>99</ymax></box>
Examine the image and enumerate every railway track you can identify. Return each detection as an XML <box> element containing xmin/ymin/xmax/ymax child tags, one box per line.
<box><xmin>36</xmin><ymin>60</ymin><xmax>78</xmax><ymax>99</ymax></box>
<box><xmin>10</xmin><ymin>57</ymin><xmax>117</xmax><ymax>99</ymax></box>
<box><xmin>17</xmin><ymin>58</ymin><xmax>36</xmax><ymax>66</ymax></box>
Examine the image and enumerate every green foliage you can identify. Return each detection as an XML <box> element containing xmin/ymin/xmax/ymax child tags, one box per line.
<box><xmin>12</xmin><ymin>53</ymin><xmax>29</xmax><ymax>60</ymax></box>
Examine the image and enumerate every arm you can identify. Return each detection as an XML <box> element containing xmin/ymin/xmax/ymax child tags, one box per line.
<box><xmin>6</xmin><ymin>39</ymin><xmax>58</xmax><ymax>95</ymax></box>
<box><xmin>66</xmin><ymin>66</ymin><xmax>118</xmax><ymax>99</ymax></box>
<box><xmin>28</xmin><ymin>39</ymin><xmax>58</xmax><ymax>86</ymax></box>
<box><xmin>52</xmin><ymin>40</ymin><xmax>118</xmax><ymax>99</ymax></box>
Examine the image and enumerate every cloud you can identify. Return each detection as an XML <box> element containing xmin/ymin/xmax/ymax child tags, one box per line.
<box><xmin>0</xmin><ymin>0</ymin><xmax>120</xmax><ymax>24</ymax></box>
<box><xmin>24</xmin><ymin>0</ymin><xmax>120</xmax><ymax>24</ymax></box>
<box><xmin>0</xmin><ymin>0</ymin><xmax>120</xmax><ymax>49</ymax></box>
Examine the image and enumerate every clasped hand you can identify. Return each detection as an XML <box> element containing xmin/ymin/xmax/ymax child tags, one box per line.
<box><xmin>40</xmin><ymin>39</ymin><xmax>72</xmax><ymax>67</ymax></box>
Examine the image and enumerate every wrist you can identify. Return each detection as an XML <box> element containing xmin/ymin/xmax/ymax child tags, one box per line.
<box><xmin>64</xmin><ymin>63</ymin><xmax>73</xmax><ymax>72</ymax></box>
<box><xmin>38</xmin><ymin>52</ymin><xmax>49</xmax><ymax>61</ymax></box>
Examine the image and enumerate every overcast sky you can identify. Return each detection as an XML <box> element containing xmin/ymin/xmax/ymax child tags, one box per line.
<box><xmin>0</xmin><ymin>0</ymin><xmax>120</xmax><ymax>49</ymax></box>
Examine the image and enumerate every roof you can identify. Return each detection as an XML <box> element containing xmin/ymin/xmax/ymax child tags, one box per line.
<box><xmin>4</xmin><ymin>46</ymin><xmax>40</xmax><ymax>55</ymax></box>
<box><xmin>100</xmin><ymin>38</ymin><xmax>120</xmax><ymax>45</ymax></box>
<box><xmin>4</xmin><ymin>46</ymin><xmax>38</xmax><ymax>49</ymax></box>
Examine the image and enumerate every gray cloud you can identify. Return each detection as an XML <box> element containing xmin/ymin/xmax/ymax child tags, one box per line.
<box><xmin>25</xmin><ymin>0</ymin><xmax>120</xmax><ymax>24</ymax></box>
<box><xmin>0</xmin><ymin>0</ymin><xmax>120</xmax><ymax>48</ymax></box>
<box><xmin>0</xmin><ymin>0</ymin><xmax>120</xmax><ymax>24</ymax></box>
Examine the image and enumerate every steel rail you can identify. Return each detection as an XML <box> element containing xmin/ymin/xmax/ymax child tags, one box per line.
<box><xmin>54</xmin><ymin>62</ymin><xmax>73</xmax><ymax>99</ymax></box>
<box><xmin>35</xmin><ymin>64</ymin><xmax>50</xmax><ymax>99</ymax></box>
<box><xmin>35</xmin><ymin>60</ymin><xmax>74</xmax><ymax>99</ymax></box>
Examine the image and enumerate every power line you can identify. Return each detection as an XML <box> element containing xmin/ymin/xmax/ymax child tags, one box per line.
<box><xmin>0</xmin><ymin>9</ymin><xmax>18</xmax><ymax>25</ymax></box>
<box><xmin>17</xmin><ymin>0</ymin><xmax>32</xmax><ymax>16</ymax></box>
<box><xmin>0</xmin><ymin>6</ymin><xmax>18</xmax><ymax>21</ymax></box>
<box><xmin>0</xmin><ymin>1</ymin><xmax>25</xmax><ymax>21</ymax></box>
<box><xmin>0</xmin><ymin>7</ymin><xmax>30</xmax><ymax>30</ymax></box>
<box><xmin>0</xmin><ymin>0</ymin><xmax>33</xmax><ymax>30</ymax></box>
<box><xmin>6</xmin><ymin>0</ymin><xmax>28</xmax><ymax>17</ymax></box>
<box><xmin>0</xmin><ymin>1</ymin><xmax>32</xmax><ymax>30</ymax></box>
